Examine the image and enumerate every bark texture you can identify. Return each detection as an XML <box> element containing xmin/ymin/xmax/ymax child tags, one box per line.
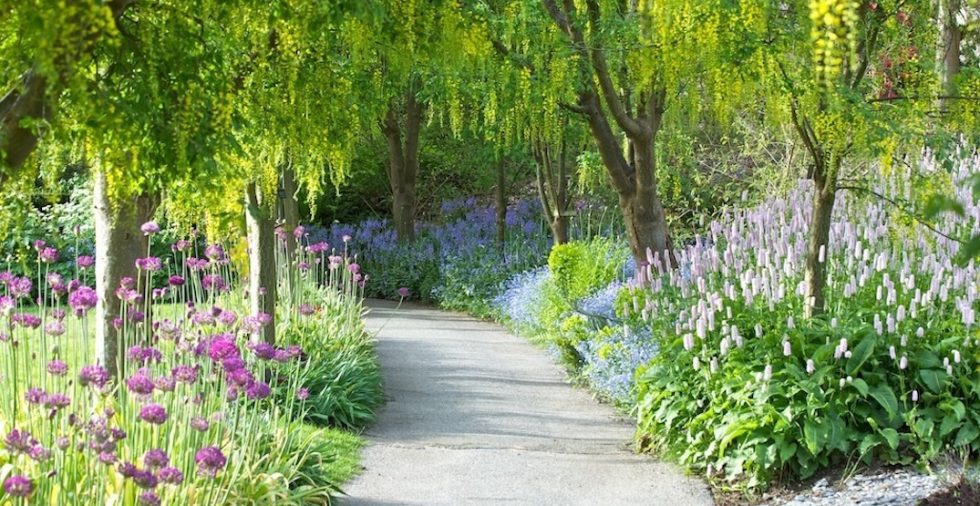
<box><xmin>280</xmin><ymin>164</ymin><xmax>300</xmax><ymax>257</ymax></box>
<box><xmin>542</xmin><ymin>0</ymin><xmax>673</xmax><ymax>266</ymax></box>
<box><xmin>382</xmin><ymin>85</ymin><xmax>422</xmax><ymax>243</ymax></box>
<box><xmin>93</xmin><ymin>170</ymin><xmax>158</xmax><ymax>378</ymax></box>
<box><xmin>246</xmin><ymin>182</ymin><xmax>278</xmax><ymax>345</ymax></box>
<box><xmin>0</xmin><ymin>71</ymin><xmax>49</xmax><ymax>173</ymax></box>
<box><xmin>533</xmin><ymin>140</ymin><xmax>571</xmax><ymax>245</ymax></box>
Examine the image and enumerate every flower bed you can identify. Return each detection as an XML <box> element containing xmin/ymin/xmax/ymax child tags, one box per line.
<box><xmin>0</xmin><ymin>225</ymin><xmax>380</xmax><ymax>504</ymax></box>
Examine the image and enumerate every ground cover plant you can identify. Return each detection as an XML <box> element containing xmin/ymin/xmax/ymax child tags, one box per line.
<box><xmin>0</xmin><ymin>223</ymin><xmax>380</xmax><ymax>504</ymax></box>
<box><xmin>629</xmin><ymin>153</ymin><xmax>980</xmax><ymax>490</ymax></box>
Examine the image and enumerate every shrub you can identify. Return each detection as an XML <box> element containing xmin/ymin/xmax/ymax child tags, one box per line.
<box><xmin>631</xmin><ymin>159</ymin><xmax>980</xmax><ymax>490</ymax></box>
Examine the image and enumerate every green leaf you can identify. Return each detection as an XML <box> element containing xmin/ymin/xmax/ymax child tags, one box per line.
<box><xmin>847</xmin><ymin>336</ymin><xmax>876</xmax><ymax>375</ymax></box>
<box><xmin>859</xmin><ymin>434</ymin><xmax>879</xmax><ymax>456</ymax></box>
<box><xmin>804</xmin><ymin>419</ymin><xmax>826</xmax><ymax>455</ymax></box>
<box><xmin>957</xmin><ymin>234</ymin><xmax>980</xmax><ymax>266</ymax></box>
<box><xmin>869</xmin><ymin>384</ymin><xmax>899</xmax><ymax>419</ymax></box>
<box><xmin>924</xmin><ymin>194</ymin><xmax>964</xmax><ymax>218</ymax></box>
<box><xmin>940</xmin><ymin>415</ymin><xmax>961</xmax><ymax>437</ymax></box>
<box><xmin>914</xmin><ymin>418</ymin><xmax>934</xmax><ymax>438</ymax></box>
<box><xmin>919</xmin><ymin>369</ymin><xmax>945</xmax><ymax>394</ymax></box>
<box><xmin>914</xmin><ymin>350</ymin><xmax>942</xmax><ymax>369</ymax></box>
<box><xmin>955</xmin><ymin>422</ymin><xmax>979</xmax><ymax>447</ymax></box>
<box><xmin>779</xmin><ymin>441</ymin><xmax>798</xmax><ymax>463</ymax></box>
<box><xmin>880</xmin><ymin>428</ymin><xmax>900</xmax><ymax>450</ymax></box>
<box><xmin>850</xmin><ymin>378</ymin><xmax>870</xmax><ymax>396</ymax></box>
<box><xmin>826</xmin><ymin>411</ymin><xmax>848</xmax><ymax>451</ymax></box>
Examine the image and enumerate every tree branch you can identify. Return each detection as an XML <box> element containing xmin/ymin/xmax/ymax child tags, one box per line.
<box><xmin>838</xmin><ymin>185</ymin><xmax>963</xmax><ymax>243</ymax></box>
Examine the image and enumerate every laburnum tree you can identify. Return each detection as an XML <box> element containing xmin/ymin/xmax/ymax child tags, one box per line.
<box><xmin>363</xmin><ymin>0</ymin><xmax>484</xmax><ymax>243</ymax></box>
<box><xmin>0</xmin><ymin>1</ymin><xmax>245</xmax><ymax>375</ymax></box>
<box><xmin>470</xmin><ymin>0</ymin><xmax>758</xmax><ymax>265</ymax></box>
<box><xmin>719</xmin><ymin>0</ymin><xmax>979</xmax><ymax>317</ymax></box>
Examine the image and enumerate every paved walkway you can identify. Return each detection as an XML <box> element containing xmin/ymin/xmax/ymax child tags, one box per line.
<box><xmin>340</xmin><ymin>299</ymin><xmax>713</xmax><ymax>506</ymax></box>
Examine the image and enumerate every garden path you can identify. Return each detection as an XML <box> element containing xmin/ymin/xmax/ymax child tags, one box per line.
<box><xmin>340</xmin><ymin>299</ymin><xmax>713</xmax><ymax>506</ymax></box>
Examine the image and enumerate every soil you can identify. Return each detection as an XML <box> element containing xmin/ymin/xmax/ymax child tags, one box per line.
<box><xmin>919</xmin><ymin>477</ymin><xmax>980</xmax><ymax>506</ymax></box>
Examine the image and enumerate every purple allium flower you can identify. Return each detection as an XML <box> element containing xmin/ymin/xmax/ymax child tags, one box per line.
<box><xmin>140</xmin><ymin>221</ymin><xmax>160</xmax><ymax>235</ymax></box>
<box><xmin>3</xmin><ymin>475</ymin><xmax>33</xmax><ymax>497</ymax></box>
<box><xmin>120</xmin><ymin>276</ymin><xmax>135</xmax><ymax>289</ymax></box>
<box><xmin>118</xmin><ymin>462</ymin><xmax>138</xmax><ymax>478</ymax></box>
<box><xmin>9</xmin><ymin>277</ymin><xmax>32</xmax><ymax>298</ymax></box>
<box><xmin>0</xmin><ymin>295</ymin><xmax>13</xmax><ymax>314</ymax></box>
<box><xmin>397</xmin><ymin>287</ymin><xmax>410</xmax><ymax>298</ymax></box>
<box><xmin>154</xmin><ymin>375</ymin><xmax>176</xmax><ymax>392</ymax></box>
<box><xmin>168</xmin><ymin>275</ymin><xmax>185</xmax><ymax>287</ymax></box>
<box><xmin>39</xmin><ymin>247</ymin><xmax>59</xmax><ymax>263</ymax></box>
<box><xmin>126</xmin><ymin>373</ymin><xmax>155</xmax><ymax>395</ymax></box>
<box><xmin>5</xmin><ymin>429</ymin><xmax>35</xmax><ymax>453</ymax></box>
<box><xmin>32</xmin><ymin>240</ymin><xmax>46</xmax><ymax>251</ymax></box>
<box><xmin>293</xmin><ymin>225</ymin><xmax>306</xmax><ymax>239</ymax></box>
<box><xmin>204</xmin><ymin>244</ymin><xmax>225</xmax><ymax>260</ymax></box>
<box><xmin>250</xmin><ymin>342</ymin><xmax>276</xmax><ymax>360</ymax></box>
<box><xmin>76</xmin><ymin>255</ymin><xmax>95</xmax><ymax>268</ymax></box>
<box><xmin>190</xmin><ymin>417</ymin><xmax>210</xmax><ymax>432</ymax></box>
<box><xmin>139</xmin><ymin>404</ymin><xmax>168</xmax><ymax>425</ymax></box>
<box><xmin>208</xmin><ymin>336</ymin><xmax>239</xmax><ymax>362</ymax></box>
<box><xmin>157</xmin><ymin>466</ymin><xmax>184</xmax><ymax>485</ymax></box>
<box><xmin>135</xmin><ymin>257</ymin><xmax>162</xmax><ymax>272</ymax></box>
<box><xmin>172</xmin><ymin>239</ymin><xmax>190</xmax><ymax>252</ymax></box>
<box><xmin>55</xmin><ymin>437</ymin><xmax>69</xmax><ymax>450</ymax></box>
<box><xmin>99</xmin><ymin>451</ymin><xmax>118</xmax><ymax>465</ymax></box>
<box><xmin>143</xmin><ymin>449</ymin><xmax>169</xmax><ymax>468</ymax></box>
<box><xmin>273</xmin><ymin>349</ymin><xmax>292</xmax><ymax>363</ymax></box>
<box><xmin>217</xmin><ymin>310</ymin><xmax>237</xmax><ymax>326</ymax></box>
<box><xmin>172</xmin><ymin>365</ymin><xmax>198</xmax><ymax>384</ymax></box>
<box><xmin>297</xmin><ymin>304</ymin><xmax>315</xmax><ymax>316</ymax></box>
<box><xmin>25</xmin><ymin>388</ymin><xmax>47</xmax><ymax>405</ymax></box>
<box><xmin>308</xmin><ymin>241</ymin><xmax>329</xmax><ymax>253</ymax></box>
<box><xmin>202</xmin><ymin>274</ymin><xmax>227</xmax><ymax>293</ymax></box>
<box><xmin>66</xmin><ymin>279</ymin><xmax>80</xmax><ymax>292</ymax></box>
<box><xmin>226</xmin><ymin>369</ymin><xmax>253</xmax><ymax>388</ymax></box>
<box><xmin>43</xmin><ymin>393</ymin><xmax>70</xmax><ymax>410</ymax></box>
<box><xmin>79</xmin><ymin>365</ymin><xmax>109</xmax><ymax>388</ymax></box>
<box><xmin>185</xmin><ymin>257</ymin><xmax>208</xmax><ymax>271</ymax></box>
<box><xmin>138</xmin><ymin>492</ymin><xmax>161</xmax><ymax>506</ymax></box>
<box><xmin>132</xmin><ymin>469</ymin><xmax>158</xmax><ymax>489</ymax></box>
<box><xmin>12</xmin><ymin>313</ymin><xmax>41</xmax><ymax>329</ymax></box>
<box><xmin>245</xmin><ymin>381</ymin><xmax>270</xmax><ymax>400</ymax></box>
<box><xmin>298</xmin><ymin>261</ymin><xmax>311</xmax><ymax>272</ymax></box>
<box><xmin>347</xmin><ymin>263</ymin><xmax>360</xmax><ymax>274</ymax></box>
<box><xmin>68</xmin><ymin>286</ymin><xmax>98</xmax><ymax>316</ymax></box>
<box><xmin>28</xmin><ymin>444</ymin><xmax>51</xmax><ymax>462</ymax></box>
<box><xmin>50</xmin><ymin>308</ymin><xmax>66</xmax><ymax>320</ymax></box>
<box><xmin>195</xmin><ymin>447</ymin><xmax>226</xmax><ymax>476</ymax></box>
<box><xmin>221</xmin><ymin>357</ymin><xmax>245</xmax><ymax>372</ymax></box>
<box><xmin>296</xmin><ymin>388</ymin><xmax>310</xmax><ymax>401</ymax></box>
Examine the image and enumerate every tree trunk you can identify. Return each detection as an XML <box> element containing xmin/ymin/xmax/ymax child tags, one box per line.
<box><xmin>0</xmin><ymin>71</ymin><xmax>49</xmax><ymax>173</ymax></box>
<box><xmin>533</xmin><ymin>140</ymin><xmax>571</xmax><ymax>246</ymax></box>
<box><xmin>280</xmin><ymin>164</ymin><xmax>300</xmax><ymax>257</ymax></box>
<box><xmin>942</xmin><ymin>0</ymin><xmax>961</xmax><ymax>105</ymax></box>
<box><xmin>803</xmin><ymin>165</ymin><xmax>838</xmax><ymax>318</ymax></box>
<box><xmin>245</xmin><ymin>183</ymin><xmax>277</xmax><ymax>345</ymax></box>
<box><xmin>579</xmin><ymin>89</ymin><xmax>673</xmax><ymax>266</ymax></box>
<box><xmin>93</xmin><ymin>170</ymin><xmax>157</xmax><ymax>378</ymax></box>
<box><xmin>383</xmin><ymin>85</ymin><xmax>422</xmax><ymax>243</ymax></box>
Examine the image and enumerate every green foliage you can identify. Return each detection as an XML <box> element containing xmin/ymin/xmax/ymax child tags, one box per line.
<box><xmin>280</xmin><ymin>287</ymin><xmax>384</xmax><ymax>430</ymax></box>
<box><xmin>538</xmin><ymin>238</ymin><xmax>630</xmax><ymax>370</ymax></box>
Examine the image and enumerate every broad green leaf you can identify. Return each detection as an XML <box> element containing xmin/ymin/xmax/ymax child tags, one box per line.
<box><xmin>869</xmin><ymin>385</ymin><xmax>899</xmax><ymax>419</ymax></box>
<box><xmin>955</xmin><ymin>422</ymin><xmax>979</xmax><ymax>447</ymax></box>
<box><xmin>779</xmin><ymin>441</ymin><xmax>798</xmax><ymax>462</ymax></box>
<box><xmin>847</xmin><ymin>336</ymin><xmax>876</xmax><ymax>375</ymax></box>
<box><xmin>880</xmin><ymin>428</ymin><xmax>899</xmax><ymax>450</ymax></box>
<box><xmin>859</xmin><ymin>434</ymin><xmax>879</xmax><ymax>456</ymax></box>
<box><xmin>940</xmin><ymin>415</ymin><xmax>961</xmax><ymax>437</ymax></box>
<box><xmin>850</xmin><ymin>377</ymin><xmax>869</xmax><ymax>396</ymax></box>
<box><xmin>919</xmin><ymin>369</ymin><xmax>945</xmax><ymax>394</ymax></box>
